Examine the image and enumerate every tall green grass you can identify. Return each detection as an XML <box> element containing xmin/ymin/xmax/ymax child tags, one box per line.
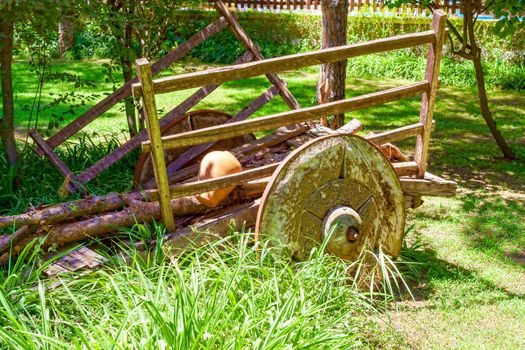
<box><xmin>0</xmin><ymin>229</ymin><xmax>391</xmax><ymax>349</ymax></box>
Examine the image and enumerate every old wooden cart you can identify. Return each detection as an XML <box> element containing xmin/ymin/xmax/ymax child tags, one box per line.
<box><xmin>129</xmin><ymin>9</ymin><xmax>456</xmax><ymax>262</ymax></box>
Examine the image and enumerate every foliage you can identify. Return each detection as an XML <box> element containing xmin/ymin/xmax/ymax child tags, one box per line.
<box><xmin>385</xmin><ymin>0</ymin><xmax>525</xmax><ymax>36</ymax></box>
<box><xmin>0</xmin><ymin>230</ymin><xmax>381</xmax><ymax>349</ymax></box>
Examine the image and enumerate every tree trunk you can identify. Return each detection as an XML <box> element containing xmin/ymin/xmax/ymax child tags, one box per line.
<box><xmin>472</xmin><ymin>53</ymin><xmax>515</xmax><ymax>159</ymax></box>
<box><xmin>121</xmin><ymin>20</ymin><xmax>138</xmax><ymax>136</ymax></box>
<box><xmin>58</xmin><ymin>19</ymin><xmax>74</xmax><ymax>58</ymax></box>
<box><xmin>0</xmin><ymin>18</ymin><xmax>20</xmax><ymax>189</ymax></box>
<box><xmin>317</xmin><ymin>0</ymin><xmax>349</xmax><ymax>129</ymax></box>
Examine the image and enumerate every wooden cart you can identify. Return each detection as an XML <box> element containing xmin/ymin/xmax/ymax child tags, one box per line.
<box><xmin>131</xmin><ymin>9</ymin><xmax>456</xmax><ymax>262</ymax></box>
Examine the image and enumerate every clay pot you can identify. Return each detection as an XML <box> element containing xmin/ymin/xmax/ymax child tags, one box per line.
<box><xmin>196</xmin><ymin>151</ymin><xmax>242</xmax><ymax>208</ymax></box>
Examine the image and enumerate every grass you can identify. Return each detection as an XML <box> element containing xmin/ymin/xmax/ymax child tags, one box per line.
<box><xmin>0</xmin><ymin>58</ymin><xmax>524</xmax><ymax>349</ymax></box>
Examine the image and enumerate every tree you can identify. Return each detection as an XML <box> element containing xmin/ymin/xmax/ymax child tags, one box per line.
<box><xmin>0</xmin><ymin>1</ymin><xmax>74</xmax><ymax>188</ymax></box>
<box><xmin>317</xmin><ymin>0</ymin><xmax>349</xmax><ymax>129</ymax></box>
<box><xmin>387</xmin><ymin>0</ymin><xmax>524</xmax><ymax>159</ymax></box>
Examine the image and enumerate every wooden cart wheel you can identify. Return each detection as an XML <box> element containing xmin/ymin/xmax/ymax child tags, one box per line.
<box><xmin>255</xmin><ymin>134</ymin><xmax>405</xmax><ymax>261</ymax></box>
<box><xmin>134</xmin><ymin>109</ymin><xmax>255</xmax><ymax>187</ymax></box>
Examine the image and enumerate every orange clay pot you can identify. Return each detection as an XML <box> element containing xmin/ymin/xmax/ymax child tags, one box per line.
<box><xmin>196</xmin><ymin>151</ymin><xmax>242</xmax><ymax>208</ymax></box>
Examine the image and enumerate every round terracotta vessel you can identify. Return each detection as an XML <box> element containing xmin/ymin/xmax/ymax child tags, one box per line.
<box><xmin>196</xmin><ymin>151</ymin><xmax>242</xmax><ymax>208</ymax></box>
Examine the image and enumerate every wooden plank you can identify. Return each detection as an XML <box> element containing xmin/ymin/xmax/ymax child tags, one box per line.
<box><xmin>133</xmin><ymin>30</ymin><xmax>435</xmax><ymax>97</ymax></box>
<box><xmin>400</xmin><ymin>172</ymin><xmax>457</xmax><ymax>197</ymax></box>
<box><xmin>366</xmin><ymin>123</ymin><xmax>423</xmax><ymax>145</ymax></box>
<box><xmin>142</xmin><ymin>81</ymin><xmax>429</xmax><ymax>151</ymax></box>
<box><xmin>74</xmin><ymin>51</ymin><xmax>255</xmax><ymax>187</ymax></box>
<box><xmin>392</xmin><ymin>161</ymin><xmax>418</xmax><ymax>176</ymax></box>
<box><xmin>164</xmin><ymin>163</ymin><xmax>278</xmax><ymax>200</ymax></box>
<box><xmin>141</xmin><ymin>123</ymin><xmax>309</xmax><ymax>189</ymax></box>
<box><xmin>163</xmin><ymin>200</ymin><xmax>260</xmax><ymax>256</ymax></box>
<box><xmin>136</xmin><ymin>58</ymin><xmax>176</xmax><ymax>232</ymax></box>
<box><xmin>415</xmin><ymin>10</ymin><xmax>447</xmax><ymax>178</ymax></box>
<box><xmin>36</xmin><ymin>17</ymin><xmax>229</xmax><ymax>156</ymax></box>
<box><xmin>29</xmin><ymin>129</ymin><xmax>78</xmax><ymax>193</ymax></box>
<box><xmin>214</xmin><ymin>1</ymin><xmax>301</xmax><ymax>109</ymax></box>
<box><xmin>163</xmin><ymin>84</ymin><xmax>280</xmax><ymax>174</ymax></box>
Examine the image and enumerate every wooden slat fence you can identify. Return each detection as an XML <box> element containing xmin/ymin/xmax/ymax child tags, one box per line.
<box><xmin>213</xmin><ymin>0</ymin><xmax>466</xmax><ymax>16</ymax></box>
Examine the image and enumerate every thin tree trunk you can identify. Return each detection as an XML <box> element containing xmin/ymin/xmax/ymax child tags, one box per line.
<box><xmin>317</xmin><ymin>0</ymin><xmax>349</xmax><ymax>129</ymax></box>
<box><xmin>0</xmin><ymin>18</ymin><xmax>20</xmax><ymax>188</ymax></box>
<box><xmin>472</xmin><ymin>50</ymin><xmax>515</xmax><ymax>159</ymax></box>
<box><xmin>121</xmin><ymin>20</ymin><xmax>137</xmax><ymax>136</ymax></box>
<box><xmin>58</xmin><ymin>19</ymin><xmax>74</xmax><ymax>58</ymax></box>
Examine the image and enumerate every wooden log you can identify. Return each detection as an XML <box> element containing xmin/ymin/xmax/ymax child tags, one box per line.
<box><xmin>415</xmin><ymin>10</ymin><xmax>447</xmax><ymax>177</ymax></box>
<box><xmin>73</xmin><ymin>51</ymin><xmax>255</xmax><ymax>188</ymax></box>
<box><xmin>142</xmin><ymin>82</ymin><xmax>429</xmax><ymax>151</ymax></box>
<box><xmin>131</xmin><ymin>32</ymin><xmax>435</xmax><ymax>96</ymax></box>
<box><xmin>0</xmin><ymin>193</ymin><xmax>130</xmax><ymax>230</ymax></box>
<box><xmin>163</xmin><ymin>85</ymin><xmax>280</xmax><ymax>174</ymax></box>
<box><xmin>35</xmin><ymin>17</ymin><xmax>229</xmax><ymax>156</ymax></box>
<box><xmin>0</xmin><ymin>225</ymin><xmax>38</xmax><ymax>254</ymax></box>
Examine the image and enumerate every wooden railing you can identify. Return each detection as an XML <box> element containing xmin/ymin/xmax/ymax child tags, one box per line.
<box><xmin>133</xmin><ymin>8</ymin><xmax>447</xmax><ymax>231</ymax></box>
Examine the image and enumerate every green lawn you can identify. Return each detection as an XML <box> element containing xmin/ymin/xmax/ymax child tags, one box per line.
<box><xmin>1</xmin><ymin>59</ymin><xmax>524</xmax><ymax>349</ymax></box>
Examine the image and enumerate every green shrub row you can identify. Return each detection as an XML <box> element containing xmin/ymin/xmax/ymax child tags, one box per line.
<box><xmin>67</xmin><ymin>10</ymin><xmax>524</xmax><ymax>90</ymax></box>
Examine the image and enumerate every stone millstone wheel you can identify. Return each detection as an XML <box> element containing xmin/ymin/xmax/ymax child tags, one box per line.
<box><xmin>255</xmin><ymin>134</ymin><xmax>405</xmax><ymax>262</ymax></box>
<box><xmin>134</xmin><ymin>109</ymin><xmax>255</xmax><ymax>187</ymax></box>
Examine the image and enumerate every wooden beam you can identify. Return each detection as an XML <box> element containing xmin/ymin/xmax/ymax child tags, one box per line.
<box><xmin>147</xmin><ymin>163</ymin><xmax>279</xmax><ymax>201</ymax></box>
<box><xmin>164</xmin><ymin>85</ymin><xmax>280</xmax><ymax>175</ymax></box>
<box><xmin>142</xmin><ymin>81</ymin><xmax>429</xmax><ymax>151</ymax></box>
<box><xmin>415</xmin><ymin>10</ymin><xmax>447</xmax><ymax>177</ymax></box>
<box><xmin>36</xmin><ymin>17</ymin><xmax>229</xmax><ymax>156</ymax></box>
<box><xmin>73</xmin><ymin>51</ymin><xmax>255</xmax><ymax>187</ymax></box>
<box><xmin>132</xmin><ymin>31</ymin><xmax>435</xmax><ymax>96</ymax></box>
<box><xmin>29</xmin><ymin>129</ymin><xmax>78</xmax><ymax>193</ymax></box>
<box><xmin>392</xmin><ymin>161</ymin><xmax>418</xmax><ymax>176</ymax></box>
<box><xmin>163</xmin><ymin>199</ymin><xmax>260</xmax><ymax>256</ymax></box>
<box><xmin>400</xmin><ymin>172</ymin><xmax>457</xmax><ymax>197</ymax></box>
<box><xmin>215</xmin><ymin>0</ymin><xmax>300</xmax><ymax>109</ymax></box>
<box><xmin>136</xmin><ymin>58</ymin><xmax>176</xmax><ymax>232</ymax></box>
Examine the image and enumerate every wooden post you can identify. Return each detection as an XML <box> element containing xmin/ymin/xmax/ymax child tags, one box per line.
<box><xmin>135</xmin><ymin>58</ymin><xmax>176</xmax><ymax>232</ymax></box>
<box><xmin>414</xmin><ymin>10</ymin><xmax>447</xmax><ymax>178</ymax></box>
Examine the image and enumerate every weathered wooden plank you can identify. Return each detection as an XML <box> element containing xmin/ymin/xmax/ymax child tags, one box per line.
<box><xmin>400</xmin><ymin>172</ymin><xmax>457</xmax><ymax>197</ymax></box>
<box><xmin>214</xmin><ymin>1</ymin><xmax>300</xmax><ymax>109</ymax></box>
<box><xmin>36</xmin><ymin>17</ymin><xmax>229</xmax><ymax>156</ymax></box>
<box><xmin>164</xmin><ymin>85</ymin><xmax>280</xmax><ymax>175</ymax></box>
<box><xmin>74</xmin><ymin>51</ymin><xmax>254</xmax><ymax>187</ymax></box>
<box><xmin>365</xmin><ymin>121</ymin><xmax>436</xmax><ymax>145</ymax></box>
<box><xmin>415</xmin><ymin>10</ymin><xmax>447</xmax><ymax>177</ymax></box>
<box><xmin>29</xmin><ymin>129</ymin><xmax>78</xmax><ymax>193</ymax></box>
<box><xmin>162</xmin><ymin>163</ymin><xmax>278</xmax><ymax>200</ymax></box>
<box><xmin>136</xmin><ymin>58</ymin><xmax>176</xmax><ymax>232</ymax></box>
<box><xmin>392</xmin><ymin>161</ymin><xmax>418</xmax><ymax>176</ymax></box>
<box><xmin>141</xmin><ymin>123</ymin><xmax>309</xmax><ymax>189</ymax></box>
<box><xmin>163</xmin><ymin>199</ymin><xmax>260</xmax><ymax>256</ymax></box>
<box><xmin>132</xmin><ymin>32</ymin><xmax>435</xmax><ymax>96</ymax></box>
<box><xmin>142</xmin><ymin>82</ymin><xmax>429</xmax><ymax>151</ymax></box>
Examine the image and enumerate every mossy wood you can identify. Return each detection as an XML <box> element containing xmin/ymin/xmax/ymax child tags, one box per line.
<box><xmin>255</xmin><ymin>135</ymin><xmax>405</xmax><ymax>261</ymax></box>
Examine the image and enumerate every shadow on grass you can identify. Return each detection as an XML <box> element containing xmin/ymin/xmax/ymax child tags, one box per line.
<box><xmin>401</xmin><ymin>241</ymin><xmax>525</xmax><ymax>309</ymax></box>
